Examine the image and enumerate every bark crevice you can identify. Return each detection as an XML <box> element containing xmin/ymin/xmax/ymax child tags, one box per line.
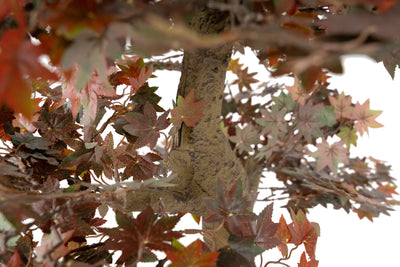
<box><xmin>121</xmin><ymin>6</ymin><xmax>248</xmax><ymax>217</ymax></box>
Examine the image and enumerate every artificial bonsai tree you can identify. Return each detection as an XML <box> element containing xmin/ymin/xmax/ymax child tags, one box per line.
<box><xmin>0</xmin><ymin>1</ymin><xmax>399</xmax><ymax>266</ymax></box>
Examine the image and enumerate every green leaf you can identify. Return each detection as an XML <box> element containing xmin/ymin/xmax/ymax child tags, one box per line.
<box><xmin>271</xmin><ymin>91</ymin><xmax>296</xmax><ymax>111</ymax></box>
<box><xmin>337</xmin><ymin>126</ymin><xmax>358</xmax><ymax>150</ymax></box>
<box><xmin>316</xmin><ymin>106</ymin><xmax>337</xmax><ymax>127</ymax></box>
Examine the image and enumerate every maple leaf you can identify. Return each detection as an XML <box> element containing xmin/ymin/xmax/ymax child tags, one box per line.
<box><xmin>310</xmin><ymin>140</ymin><xmax>349</xmax><ymax>174</ymax></box>
<box><xmin>286</xmin><ymin>77</ymin><xmax>309</xmax><ymax>105</ymax></box>
<box><xmin>0</xmin><ymin>29</ymin><xmax>57</xmax><ymax>117</ymax></box>
<box><xmin>116</xmin><ymin>56</ymin><xmax>154</xmax><ymax>94</ymax></box>
<box><xmin>225</xmin><ymin>235</ymin><xmax>264</xmax><ymax>266</ymax></box>
<box><xmin>229</xmin><ymin>125</ymin><xmax>260</xmax><ymax>154</ymax></box>
<box><xmin>328</xmin><ymin>92</ymin><xmax>353</xmax><ymax>119</ymax></box>
<box><xmin>256</xmin><ymin>108</ymin><xmax>287</xmax><ymax>137</ymax></box>
<box><xmin>122</xmin><ymin>102</ymin><xmax>169</xmax><ymax>148</ymax></box>
<box><xmin>298</xmin><ymin>252</ymin><xmax>319</xmax><ymax>267</ymax></box>
<box><xmin>204</xmin><ymin>180</ymin><xmax>258</xmax><ymax>236</ymax></box>
<box><xmin>232</xmin><ymin>67</ymin><xmax>259</xmax><ymax>91</ymax></box>
<box><xmin>378</xmin><ymin>45</ymin><xmax>400</xmax><ymax>79</ymax></box>
<box><xmin>34</xmin><ymin>103</ymin><xmax>81</xmax><ymax>143</ymax></box>
<box><xmin>59</xmin><ymin>25</ymin><xmax>124</xmax><ymax>97</ymax></box>
<box><xmin>130</xmin><ymin>85</ymin><xmax>163</xmax><ymax>112</ymax></box>
<box><xmin>165</xmin><ymin>239</ymin><xmax>219</xmax><ymax>267</ymax></box>
<box><xmin>61</xmin><ymin>201</ymin><xmax>106</xmax><ymax>237</ymax></box>
<box><xmin>236</xmin><ymin>98</ymin><xmax>260</xmax><ymax>124</ymax></box>
<box><xmin>227</xmin><ymin>58</ymin><xmax>244</xmax><ymax>74</ymax></box>
<box><xmin>271</xmin><ymin>91</ymin><xmax>296</xmax><ymax>112</ymax></box>
<box><xmin>60</xmin><ymin>139</ymin><xmax>111</xmax><ymax>177</ymax></box>
<box><xmin>377</xmin><ymin>183</ymin><xmax>398</xmax><ymax>197</ymax></box>
<box><xmin>255</xmin><ymin>203</ymin><xmax>281</xmax><ymax>250</ymax></box>
<box><xmin>170</xmin><ymin>90</ymin><xmax>206</xmax><ymax>127</ymax></box>
<box><xmin>254</xmin><ymin>136</ymin><xmax>284</xmax><ymax>161</ymax></box>
<box><xmin>100</xmin><ymin>206</ymin><xmax>183</xmax><ymax>264</ymax></box>
<box><xmin>62</xmin><ymin>66</ymin><xmax>116</xmax><ymax>124</ymax></box>
<box><xmin>297</xmin><ymin>66</ymin><xmax>325</xmax><ymax>93</ymax></box>
<box><xmin>117</xmin><ymin>152</ymin><xmax>161</xmax><ymax>181</ymax></box>
<box><xmin>288</xmin><ymin>210</ymin><xmax>320</xmax><ymax>260</ymax></box>
<box><xmin>351</xmin><ymin>99</ymin><xmax>383</xmax><ymax>136</ymax></box>
<box><xmin>337</xmin><ymin>126</ymin><xmax>358</xmax><ymax>150</ymax></box>
<box><xmin>316</xmin><ymin>106</ymin><xmax>337</xmax><ymax>127</ymax></box>
<box><xmin>275</xmin><ymin>215</ymin><xmax>292</xmax><ymax>257</ymax></box>
<box><xmin>353</xmin><ymin>207</ymin><xmax>374</xmax><ymax>221</ymax></box>
<box><xmin>295</xmin><ymin>102</ymin><xmax>327</xmax><ymax>143</ymax></box>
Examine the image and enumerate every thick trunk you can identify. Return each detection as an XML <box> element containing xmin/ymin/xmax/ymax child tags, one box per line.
<box><xmin>168</xmin><ymin>7</ymin><xmax>248</xmax><ymax>214</ymax></box>
<box><xmin>121</xmin><ymin>7</ymin><xmax>248</xmax><ymax>221</ymax></box>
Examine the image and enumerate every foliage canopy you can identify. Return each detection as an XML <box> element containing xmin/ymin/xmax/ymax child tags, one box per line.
<box><xmin>0</xmin><ymin>0</ymin><xmax>399</xmax><ymax>266</ymax></box>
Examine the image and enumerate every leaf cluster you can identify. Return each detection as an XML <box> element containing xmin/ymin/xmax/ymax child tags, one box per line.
<box><xmin>0</xmin><ymin>0</ymin><xmax>399</xmax><ymax>266</ymax></box>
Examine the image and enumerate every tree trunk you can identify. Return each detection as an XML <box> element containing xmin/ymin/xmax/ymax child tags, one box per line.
<box><xmin>121</xmin><ymin>6</ymin><xmax>249</xmax><ymax>217</ymax></box>
<box><xmin>168</xmin><ymin>7</ymin><xmax>249</xmax><ymax>213</ymax></box>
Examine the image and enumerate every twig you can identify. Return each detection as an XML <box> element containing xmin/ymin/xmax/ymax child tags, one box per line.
<box><xmin>264</xmin><ymin>244</ymin><xmax>299</xmax><ymax>267</ymax></box>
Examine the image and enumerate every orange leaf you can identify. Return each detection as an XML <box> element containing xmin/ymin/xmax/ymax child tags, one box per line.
<box><xmin>166</xmin><ymin>239</ymin><xmax>219</xmax><ymax>267</ymax></box>
<box><xmin>0</xmin><ymin>29</ymin><xmax>56</xmax><ymax>117</ymax></box>
<box><xmin>298</xmin><ymin>251</ymin><xmax>319</xmax><ymax>267</ymax></box>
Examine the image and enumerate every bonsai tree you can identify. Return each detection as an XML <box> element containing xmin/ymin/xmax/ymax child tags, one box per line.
<box><xmin>0</xmin><ymin>0</ymin><xmax>398</xmax><ymax>266</ymax></box>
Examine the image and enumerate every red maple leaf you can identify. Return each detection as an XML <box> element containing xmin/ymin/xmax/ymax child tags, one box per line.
<box><xmin>117</xmin><ymin>152</ymin><xmax>161</xmax><ymax>181</ymax></box>
<box><xmin>204</xmin><ymin>179</ymin><xmax>258</xmax><ymax>236</ymax></box>
<box><xmin>275</xmin><ymin>215</ymin><xmax>292</xmax><ymax>257</ymax></box>
<box><xmin>298</xmin><ymin>252</ymin><xmax>319</xmax><ymax>267</ymax></box>
<box><xmin>62</xmin><ymin>66</ymin><xmax>116</xmax><ymax>122</ymax></box>
<box><xmin>170</xmin><ymin>90</ymin><xmax>205</xmax><ymax>127</ymax></box>
<box><xmin>100</xmin><ymin>206</ymin><xmax>183</xmax><ymax>264</ymax></box>
<box><xmin>116</xmin><ymin>56</ymin><xmax>154</xmax><ymax>94</ymax></box>
<box><xmin>0</xmin><ymin>29</ymin><xmax>57</xmax><ymax>117</ymax></box>
<box><xmin>351</xmin><ymin>99</ymin><xmax>383</xmax><ymax>136</ymax></box>
<box><xmin>288</xmin><ymin>210</ymin><xmax>320</xmax><ymax>260</ymax></box>
<box><xmin>255</xmin><ymin>203</ymin><xmax>281</xmax><ymax>250</ymax></box>
<box><xmin>122</xmin><ymin>102</ymin><xmax>169</xmax><ymax>148</ymax></box>
<box><xmin>165</xmin><ymin>239</ymin><xmax>219</xmax><ymax>267</ymax></box>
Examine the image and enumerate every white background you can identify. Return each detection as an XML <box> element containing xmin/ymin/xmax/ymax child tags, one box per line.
<box><xmin>152</xmin><ymin>53</ymin><xmax>400</xmax><ymax>267</ymax></box>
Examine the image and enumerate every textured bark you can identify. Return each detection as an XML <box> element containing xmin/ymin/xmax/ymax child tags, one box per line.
<box><xmin>121</xmin><ymin>7</ymin><xmax>248</xmax><ymax>221</ymax></box>
<box><xmin>168</xmin><ymin>7</ymin><xmax>248</xmax><ymax>213</ymax></box>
